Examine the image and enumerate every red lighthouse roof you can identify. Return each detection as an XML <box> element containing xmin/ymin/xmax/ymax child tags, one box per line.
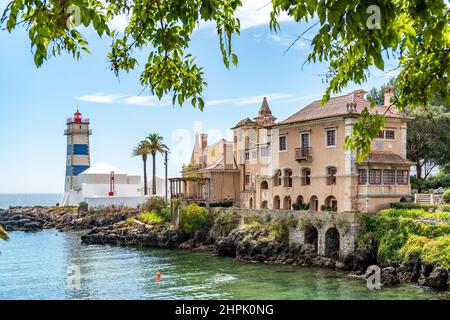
<box><xmin>74</xmin><ymin>109</ymin><xmax>82</xmax><ymax>117</ymax></box>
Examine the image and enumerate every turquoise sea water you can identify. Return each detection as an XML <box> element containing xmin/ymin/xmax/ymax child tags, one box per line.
<box><xmin>0</xmin><ymin>194</ymin><xmax>62</xmax><ymax>209</ymax></box>
<box><xmin>0</xmin><ymin>230</ymin><xmax>448</xmax><ymax>300</ymax></box>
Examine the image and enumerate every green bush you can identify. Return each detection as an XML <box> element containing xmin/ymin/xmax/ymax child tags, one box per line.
<box><xmin>390</xmin><ymin>202</ymin><xmax>450</xmax><ymax>212</ymax></box>
<box><xmin>320</xmin><ymin>205</ymin><xmax>333</xmax><ymax>211</ymax></box>
<box><xmin>209</xmin><ymin>201</ymin><xmax>234</xmax><ymax>208</ymax></box>
<box><xmin>292</xmin><ymin>202</ymin><xmax>309</xmax><ymax>210</ymax></box>
<box><xmin>138</xmin><ymin>211</ymin><xmax>165</xmax><ymax>224</ymax></box>
<box><xmin>411</xmin><ymin>173</ymin><xmax>450</xmax><ymax>192</ymax></box>
<box><xmin>442</xmin><ymin>189</ymin><xmax>450</xmax><ymax>204</ymax></box>
<box><xmin>142</xmin><ymin>197</ymin><xmax>166</xmax><ymax>213</ymax></box>
<box><xmin>422</xmin><ymin>236</ymin><xmax>450</xmax><ymax>269</ymax></box>
<box><xmin>379</xmin><ymin>209</ymin><xmax>450</xmax><ymax>221</ymax></box>
<box><xmin>400</xmin><ymin>235</ymin><xmax>432</xmax><ymax>260</ymax></box>
<box><xmin>213</xmin><ymin>209</ymin><xmax>240</xmax><ymax>235</ymax></box>
<box><xmin>180</xmin><ymin>204</ymin><xmax>209</xmax><ymax>234</ymax></box>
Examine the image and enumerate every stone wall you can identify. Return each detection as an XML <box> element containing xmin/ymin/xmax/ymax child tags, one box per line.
<box><xmin>214</xmin><ymin>208</ymin><xmax>360</xmax><ymax>257</ymax></box>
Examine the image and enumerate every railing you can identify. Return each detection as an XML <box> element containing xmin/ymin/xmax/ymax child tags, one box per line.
<box><xmin>67</xmin><ymin>117</ymin><xmax>90</xmax><ymax>124</ymax></box>
<box><xmin>295</xmin><ymin>147</ymin><xmax>312</xmax><ymax>160</ymax></box>
<box><xmin>172</xmin><ymin>193</ymin><xmax>208</xmax><ymax>200</ymax></box>
<box><xmin>64</xmin><ymin>128</ymin><xmax>92</xmax><ymax>135</ymax></box>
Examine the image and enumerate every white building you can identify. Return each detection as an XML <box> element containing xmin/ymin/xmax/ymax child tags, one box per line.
<box><xmin>61</xmin><ymin>162</ymin><xmax>148</xmax><ymax>207</ymax></box>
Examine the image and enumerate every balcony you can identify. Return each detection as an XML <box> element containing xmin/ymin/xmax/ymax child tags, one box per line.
<box><xmin>67</xmin><ymin>117</ymin><xmax>90</xmax><ymax>124</ymax></box>
<box><xmin>295</xmin><ymin>147</ymin><xmax>312</xmax><ymax>161</ymax></box>
<box><xmin>64</xmin><ymin>128</ymin><xmax>92</xmax><ymax>135</ymax></box>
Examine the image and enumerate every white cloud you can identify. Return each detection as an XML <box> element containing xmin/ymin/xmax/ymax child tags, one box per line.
<box><xmin>75</xmin><ymin>92</ymin><xmax>171</xmax><ymax>107</ymax></box>
<box><xmin>236</xmin><ymin>0</ymin><xmax>293</xmax><ymax>30</ymax></box>
<box><xmin>255</xmin><ymin>33</ymin><xmax>308</xmax><ymax>51</ymax></box>
<box><xmin>75</xmin><ymin>92</ymin><xmax>128</xmax><ymax>104</ymax></box>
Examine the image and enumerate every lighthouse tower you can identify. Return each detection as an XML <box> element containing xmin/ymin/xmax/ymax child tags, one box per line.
<box><xmin>61</xmin><ymin>110</ymin><xmax>92</xmax><ymax>206</ymax></box>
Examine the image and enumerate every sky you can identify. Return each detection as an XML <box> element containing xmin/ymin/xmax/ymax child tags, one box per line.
<box><xmin>0</xmin><ymin>0</ymin><xmax>395</xmax><ymax>193</ymax></box>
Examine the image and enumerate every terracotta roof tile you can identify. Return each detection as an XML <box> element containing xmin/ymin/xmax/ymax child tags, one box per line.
<box><xmin>361</xmin><ymin>151</ymin><xmax>414</xmax><ymax>165</ymax></box>
<box><xmin>279</xmin><ymin>91</ymin><xmax>401</xmax><ymax>125</ymax></box>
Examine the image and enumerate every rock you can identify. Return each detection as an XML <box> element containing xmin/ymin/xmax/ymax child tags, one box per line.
<box><xmin>381</xmin><ymin>267</ymin><xmax>400</xmax><ymax>287</ymax></box>
<box><xmin>426</xmin><ymin>267</ymin><xmax>448</xmax><ymax>290</ymax></box>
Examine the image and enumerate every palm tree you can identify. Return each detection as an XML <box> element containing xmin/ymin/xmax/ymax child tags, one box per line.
<box><xmin>146</xmin><ymin>133</ymin><xmax>169</xmax><ymax>195</ymax></box>
<box><xmin>132</xmin><ymin>140</ymin><xmax>151</xmax><ymax>195</ymax></box>
<box><xmin>0</xmin><ymin>225</ymin><xmax>9</xmax><ymax>241</ymax></box>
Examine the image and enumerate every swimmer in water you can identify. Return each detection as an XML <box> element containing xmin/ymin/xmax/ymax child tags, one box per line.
<box><xmin>155</xmin><ymin>271</ymin><xmax>161</xmax><ymax>282</ymax></box>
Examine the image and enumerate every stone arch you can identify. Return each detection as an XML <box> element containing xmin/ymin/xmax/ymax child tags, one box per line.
<box><xmin>273</xmin><ymin>170</ymin><xmax>282</xmax><ymax>187</ymax></box>
<box><xmin>296</xmin><ymin>195</ymin><xmax>304</xmax><ymax>204</ymax></box>
<box><xmin>324</xmin><ymin>227</ymin><xmax>340</xmax><ymax>257</ymax></box>
<box><xmin>260</xmin><ymin>180</ymin><xmax>269</xmax><ymax>189</ymax></box>
<box><xmin>261</xmin><ymin>200</ymin><xmax>268</xmax><ymax>209</ymax></box>
<box><xmin>324</xmin><ymin>195</ymin><xmax>337</xmax><ymax>211</ymax></box>
<box><xmin>309</xmin><ymin>195</ymin><xmax>319</xmax><ymax>211</ymax></box>
<box><xmin>400</xmin><ymin>197</ymin><xmax>407</xmax><ymax>202</ymax></box>
<box><xmin>283</xmin><ymin>196</ymin><xmax>292</xmax><ymax>210</ymax></box>
<box><xmin>273</xmin><ymin>195</ymin><xmax>281</xmax><ymax>209</ymax></box>
<box><xmin>304</xmin><ymin>224</ymin><xmax>318</xmax><ymax>252</ymax></box>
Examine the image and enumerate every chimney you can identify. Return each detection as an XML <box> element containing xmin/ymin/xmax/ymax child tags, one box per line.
<box><xmin>201</xmin><ymin>134</ymin><xmax>208</xmax><ymax>150</ymax></box>
<box><xmin>352</xmin><ymin>89</ymin><xmax>366</xmax><ymax>101</ymax></box>
<box><xmin>384</xmin><ymin>86</ymin><xmax>394</xmax><ymax>106</ymax></box>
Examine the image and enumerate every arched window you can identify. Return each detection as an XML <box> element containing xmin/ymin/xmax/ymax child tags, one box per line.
<box><xmin>283</xmin><ymin>196</ymin><xmax>292</xmax><ymax>210</ymax></box>
<box><xmin>296</xmin><ymin>195</ymin><xmax>304</xmax><ymax>204</ymax></box>
<box><xmin>261</xmin><ymin>200</ymin><xmax>268</xmax><ymax>209</ymax></box>
<box><xmin>283</xmin><ymin>169</ymin><xmax>293</xmax><ymax>187</ymax></box>
<box><xmin>309</xmin><ymin>195</ymin><xmax>318</xmax><ymax>211</ymax></box>
<box><xmin>324</xmin><ymin>195</ymin><xmax>337</xmax><ymax>211</ymax></box>
<box><xmin>301</xmin><ymin>168</ymin><xmax>311</xmax><ymax>185</ymax></box>
<box><xmin>326</xmin><ymin>166</ymin><xmax>337</xmax><ymax>185</ymax></box>
<box><xmin>273</xmin><ymin>196</ymin><xmax>281</xmax><ymax>209</ymax></box>
<box><xmin>273</xmin><ymin>170</ymin><xmax>282</xmax><ymax>187</ymax></box>
<box><xmin>260</xmin><ymin>181</ymin><xmax>269</xmax><ymax>189</ymax></box>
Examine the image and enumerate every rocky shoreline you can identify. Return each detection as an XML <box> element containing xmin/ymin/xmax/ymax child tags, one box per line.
<box><xmin>1</xmin><ymin>205</ymin><xmax>449</xmax><ymax>292</ymax></box>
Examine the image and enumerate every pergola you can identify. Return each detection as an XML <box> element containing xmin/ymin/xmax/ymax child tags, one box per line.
<box><xmin>169</xmin><ymin>177</ymin><xmax>211</xmax><ymax>201</ymax></box>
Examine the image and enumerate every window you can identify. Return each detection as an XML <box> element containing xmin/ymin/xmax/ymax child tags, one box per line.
<box><xmin>279</xmin><ymin>135</ymin><xmax>287</xmax><ymax>151</ymax></box>
<box><xmin>327</xmin><ymin>167</ymin><xmax>337</xmax><ymax>185</ymax></box>
<box><xmin>385</xmin><ymin>130</ymin><xmax>395</xmax><ymax>140</ymax></box>
<box><xmin>251</xmin><ymin>150</ymin><xmax>257</xmax><ymax>159</ymax></box>
<box><xmin>301</xmin><ymin>132</ymin><xmax>310</xmax><ymax>148</ymax></box>
<box><xmin>397</xmin><ymin>170</ymin><xmax>409</xmax><ymax>185</ymax></box>
<box><xmin>376</xmin><ymin>130</ymin><xmax>385</xmax><ymax>139</ymax></box>
<box><xmin>358</xmin><ymin>169</ymin><xmax>367</xmax><ymax>185</ymax></box>
<box><xmin>301</xmin><ymin>168</ymin><xmax>311</xmax><ymax>185</ymax></box>
<box><xmin>244</xmin><ymin>173</ymin><xmax>250</xmax><ymax>185</ymax></box>
<box><xmin>260</xmin><ymin>145</ymin><xmax>269</xmax><ymax>157</ymax></box>
<box><xmin>326</xmin><ymin>129</ymin><xmax>336</xmax><ymax>147</ymax></box>
<box><xmin>383</xmin><ymin>170</ymin><xmax>395</xmax><ymax>185</ymax></box>
<box><xmin>369</xmin><ymin>169</ymin><xmax>381</xmax><ymax>184</ymax></box>
<box><xmin>245</xmin><ymin>151</ymin><xmax>249</xmax><ymax>160</ymax></box>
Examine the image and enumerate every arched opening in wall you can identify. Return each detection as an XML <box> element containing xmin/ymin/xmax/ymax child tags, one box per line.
<box><xmin>304</xmin><ymin>225</ymin><xmax>318</xmax><ymax>252</ymax></box>
<box><xmin>296</xmin><ymin>195</ymin><xmax>304</xmax><ymax>204</ymax></box>
<box><xmin>400</xmin><ymin>197</ymin><xmax>407</xmax><ymax>202</ymax></box>
<box><xmin>301</xmin><ymin>168</ymin><xmax>311</xmax><ymax>185</ymax></box>
<box><xmin>283</xmin><ymin>196</ymin><xmax>292</xmax><ymax>210</ymax></box>
<box><xmin>261</xmin><ymin>181</ymin><xmax>269</xmax><ymax>189</ymax></box>
<box><xmin>324</xmin><ymin>195</ymin><xmax>338</xmax><ymax>212</ymax></box>
<box><xmin>326</xmin><ymin>166</ymin><xmax>337</xmax><ymax>185</ymax></box>
<box><xmin>198</xmin><ymin>203</ymin><xmax>207</xmax><ymax>207</ymax></box>
<box><xmin>325</xmin><ymin>227</ymin><xmax>340</xmax><ymax>257</ymax></box>
<box><xmin>273</xmin><ymin>170</ymin><xmax>282</xmax><ymax>187</ymax></box>
<box><xmin>283</xmin><ymin>169</ymin><xmax>293</xmax><ymax>187</ymax></box>
<box><xmin>261</xmin><ymin>200</ymin><xmax>268</xmax><ymax>209</ymax></box>
<box><xmin>273</xmin><ymin>196</ymin><xmax>281</xmax><ymax>209</ymax></box>
<box><xmin>249</xmin><ymin>197</ymin><xmax>253</xmax><ymax>209</ymax></box>
<box><xmin>309</xmin><ymin>195</ymin><xmax>319</xmax><ymax>211</ymax></box>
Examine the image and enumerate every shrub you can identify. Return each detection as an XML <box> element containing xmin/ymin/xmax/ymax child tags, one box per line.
<box><xmin>179</xmin><ymin>204</ymin><xmax>209</xmax><ymax>234</ymax></box>
<box><xmin>320</xmin><ymin>205</ymin><xmax>332</xmax><ymax>211</ymax></box>
<box><xmin>209</xmin><ymin>201</ymin><xmax>234</xmax><ymax>208</ymax></box>
<box><xmin>138</xmin><ymin>211</ymin><xmax>165</xmax><ymax>224</ymax></box>
<box><xmin>142</xmin><ymin>197</ymin><xmax>166</xmax><ymax>213</ymax></box>
<box><xmin>213</xmin><ymin>209</ymin><xmax>240</xmax><ymax>236</ymax></box>
<box><xmin>422</xmin><ymin>236</ymin><xmax>450</xmax><ymax>269</ymax></box>
<box><xmin>379</xmin><ymin>209</ymin><xmax>450</xmax><ymax>221</ymax></box>
<box><xmin>292</xmin><ymin>202</ymin><xmax>309</xmax><ymax>210</ymax></box>
<box><xmin>160</xmin><ymin>207</ymin><xmax>172</xmax><ymax>221</ymax></box>
<box><xmin>443</xmin><ymin>189</ymin><xmax>450</xmax><ymax>204</ymax></box>
<box><xmin>400</xmin><ymin>235</ymin><xmax>432</xmax><ymax>261</ymax></box>
<box><xmin>390</xmin><ymin>202</ymin><xmax>450</xmax><ymax>212</ymax></box>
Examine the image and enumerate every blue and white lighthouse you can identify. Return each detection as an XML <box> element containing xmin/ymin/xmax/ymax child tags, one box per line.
<box><xmin>61</xmin><ymin>110</ymin><xmax>91</xmax><ymax>205</ymax></box>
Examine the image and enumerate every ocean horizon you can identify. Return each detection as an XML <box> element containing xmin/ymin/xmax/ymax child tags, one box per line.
<box><xmin>0</xmin><ymin>193</ymin><xmax>63</xmax><ymax>209</ymax></box>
